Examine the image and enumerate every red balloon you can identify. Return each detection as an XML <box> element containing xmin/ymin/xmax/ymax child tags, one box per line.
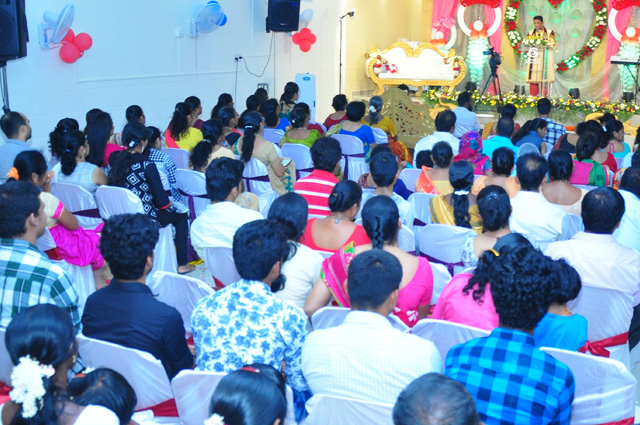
<box><xmin>59</xmin><ymin>43</ymin><xmax>81</xmax><ymax>63</ymax></box>
<box><xmin>300</xmin><ymin>41</ymin><xmax>311</xmax><ymax>52</ymax></box>
<box><xmin>307</xmin><ymin>32</ymin><xmax>317</xmax><ymax>44</ymax></box>
<box><xmin>299</xmin><ymin>27</ymin><xmax>312</xmax><ymax>37</ymax></box>
<box><xmin>61</xmin><ymin>29</ymin><xmax>75</xmax><ymax>44</ymax></box>
<box><xmin>74</xmin><ymin>33</ymin><xmax>93</xmax><ymax>52</ymax></box>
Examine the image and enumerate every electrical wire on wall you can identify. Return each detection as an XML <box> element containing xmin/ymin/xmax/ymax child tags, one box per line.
<box><xmin>233</xmin><ymin>32</ymin><xmax>275</xmax><ymax>100</ymax></box>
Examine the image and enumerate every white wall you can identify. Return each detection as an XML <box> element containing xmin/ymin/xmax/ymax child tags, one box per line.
<box><xmin>1</xmin><ymin>0</ymin><xmax>343</xmax><ymax>156</ymax></box>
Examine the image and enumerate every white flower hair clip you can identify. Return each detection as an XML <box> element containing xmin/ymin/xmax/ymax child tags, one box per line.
<box><xmin>369</xmin><ymin>105</ymin><xmax>377</xmax><ymax>113</ymax></box>
<box><xmin>9</xmin><ymin>355</ymin><xmax>55</xmax><ymax>419</ymax></box>
<box><xmin>204</xmin><ymin>413</ymin><xmax>226</xmax><ymax>425</ymax></box>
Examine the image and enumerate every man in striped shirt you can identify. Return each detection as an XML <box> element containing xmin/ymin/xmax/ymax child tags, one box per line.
<box><xmin>294</xmin><ymin>137</ymin><xmax>342</xmax><ymax>218</ymax></box>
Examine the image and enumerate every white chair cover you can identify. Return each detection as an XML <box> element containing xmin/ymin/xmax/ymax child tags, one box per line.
<box><xmin>429</xmin><ymin>262</ymin><xmax>452</xmax><ymax>304</ymax></box>
<box><xmin>311</xmin><ymin>306</ymin><xmax>408</xmax><ymax>332</ymax></box>
<box><xmin>204</xmin><ymin>247</ymin><xmax>240</xmax><ymax>287</ymax></box>
<box><xmin>616</xmin><ymin>157</ymin><xmax>626</xmax><ymax>170</ymax></box>
<box><xmin>561</xmin><ymin>213</ymin><xmax>584</xmax><ymax>241</ymax></box>
<box><xmin>281</xmin><ymin>144</ymin><xmax>314</xmax><ymax>179</ymax></box>
<box><xmin>398</xmin><ymin>225</ymin><xmax>415</xmax><ymax>254</ymax></box>
<box><xmin>541</xmin><ymin>347</ymin><xmax>637</xmax><ymax>425</ymax></box>
<box><xmin>398</xmin><ymin>169</ymin><xmax>421</xmax><ymax>193</ymax></box>
<box><xmin>574</xmin><ymin>184</ymin><xmax>598</xmax><ymax>192</ymax></box>
<box><xmin>175</xmin><ymin>169</ymin><xmax>208</xmax><ymax>220</ymax></box>
<box><xmin>567</xmin><ymin>286</ymin><xmax>634</xmax><ymax>368</ymax></box>
<box><xmin>161</xmin><ymin>148</ymin><xmax>189</xmax><ymax>170</ymax></box>
<box><xmin>77</xmin><ymin>334</ymin><xmax>173</xmax><ymax>410</ymax></box>
<box><xmin>262</xmin><ymin>128</ymin><xmax>285</xmax><ymax>145</ymax></box>
<box><xmin>51</xmin><ymin>182</ymin><xmax>103</xmax><ymax>230</ymax></box>
<box><xmin>146</xmin><ymin>272</ymin><xmax>214</xmax><ymax>337</ymax></box>
<box><xmin>333</xmin><ymin>134</ymin><xmax>369</xmax><ymax>182</ymax></box>
<box><xmin>313</xmin><ymin>122</ymin><xmax>327</xmax><ymax>133</ymax></box>
<box><xmin>302</xmin><ymin>394</ymin><xmax>394</xmax><ymax>425</ymax></box>
<box><xmin>409</xmin><ymin>192</ymin><xmax>436</xmax><ymax>233</ymax></box>
<box><xmin>241</xmin><ymin>158</ymin><xmax>279</xmax><ymax>216</ymax></box>
<box><xmin>0</xmin><ymin>328</ymin><xmax>13</xmax><ymax>386</ymax></box>
<box><xmin>95</xmin><ymin>186</ymin><xmax>178</xmax><ymax>276</ymax></box>
<box><xmin>316</xmin><ymin>250</ymin><xmax>333</xmax><ymax>260</ymax></box>
<box><xmin>418</xmin><ymin>224</ymin><xmax>476</xmax><ymax>275</ymax></box>
<box><xmin>171</xmin><ymin>370</ymin><xmax>227</xmax><ymax>425</ymax></box>
<box><xmin>410</xmin><ymin>318</ymin><xmax>490</xmax><ymax>365</ymax></box>
<box><xmin>372</xmin><ymin>127</ymin><xmax>388</xmax><ymax>145</ymax></box>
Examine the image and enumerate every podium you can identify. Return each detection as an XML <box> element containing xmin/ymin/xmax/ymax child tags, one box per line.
<box><xmin>525</xmin><ymin>42</ymin><xmax>554</xmax><ymax>95</ymax></box>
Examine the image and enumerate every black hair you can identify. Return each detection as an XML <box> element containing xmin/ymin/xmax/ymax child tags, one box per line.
<box><xmin>582</xmin><ymin>187</ymin><xmax>625</xmax><ymax>234</ymax></box>
<box><xmin>348</xmin><ymin>249</ymin><xmax>402</xmax><ymax>310</ymax></box>
<box><xmin>633</xmin><ymin>127</ymin><xmax>640</xmax><ymax>152</ymax></box>
<box><xmin>548</xmin><ymin>149</ymin><xmax>574</xmax><ymax>181</ymax></box>
<box><xmin>184</xmin><ymin>96</ymin><xmax>201</xmax><ymax>111</ymax></box>
<box><xmin>84</xmin><ymin>108</ymin><xmax>103</xmax><ymax>135</ymax></box>
<box><xmin>233</xmin><ymin>220</ymin><xmax>290</xmax><ymax>285</ymax></box>
<box><xmin>603</xmin><ymin>119</ymin><xmax>624</xmax><ymax>144</ymax></box>
<box><xmin>263</xmin><ymin>99</ymin><xmax>280</xmax><ymax>128</ymax></box>
<box><xmin>576</xmin><ymin>120</ymin><xmax>604</xmax><ymax>138</ymax></box>
<box><xmin>449</xmin><ymin>161</ymin><xmax>474</xmax><ymax>228</ymax></box>
<box><xmin>0</xmin><ymin>111</ymin><xmax>26</xmax><ymax>139</ymax></box>
<box><xmin>144</xmin><ymin>126</ymin><xmax>162</xmax><ymax>150</ymax></box>
<box><xmin>549</xmin><ymin>258</ymin><xmax>581</xmax><ymax>305</ymax></box>
<box><xmin>431</xmin><ymin>142</ymin><xmax>453</xmax><ymax>168</ymax></box>
<box><xmin>238</xmin><ymin>95</ymin><xmax>261</xmax><ymax>128</ymax></box>
<box><xmin>217</xmin><ymin>106</ymin><xmax>237</xmax><ymax>128</ymax></box>
<box><xmin>289</xmin><ymin>104</ymin><xmax>309</xmax><ymax>129</ymax></box>
<box><xmin>190</xmin><ymin>119</ymin><xmax>225</xmax><ymax>171</ymax></box>
<box><xmin>516</xmin><ymin>153</ymin><xmax>548</xmax><ymax>191</ymax></box>
<box><xmin>100</xmin><ymin>213</ymin><xmax>159</xmax><ymax>280</ymax></box>
<box><xmin>280</xmin><ymin>82</ymin><xmax>299</xmax><ymax>108</ymax></box>
<box><xmin>536</xmin><ymin>98</ymin><xmax>551</xmax><ymax>115</ymax></box>
<box><xmin>211</xmin><ymin>93</ymin><xmax>233</xmax><ymax>120</ymax></box>
<box><xmin>0</xmin><ymin>181</ymin><xmax>42</xmax><ymax>238</ymax></box>
<box><xmin>370</xmin><ymin>151</ymin><xmax>398</xmax><ymax>188</ymax></box>
<box><xmin>457</xmin><ymin>91</ymin><xmax>473</xmax><ymax>107</ymax></box>
<box><xmin>5</xmin><ymin>304</ymin><xmax>76</xmax><ymax>424</ymax></box>
<box><xmin>67</xmin><ymin>368</ymin><xmax>137</xmax><ymax>425</ymax></box>
<box><xmin>370</xmin><ymin>144</ymin><xmax>392</xmax><ymax>159</ymax></box>
<box><xmin>332</xmin><ymin>94</ymin><xmax>348</xmax><ymax>111</ymax></box>
<box><xmin>169</xmin><ymin>102</ymin><xmax>193</xmax><ymax>141</ymax></box>
<box><xmin>477</xmin><ymin>185</ymin><xmax>510</xmax><ymax>232</ymax></box>
<box><xmin>13</xmin><ymin>150</ymin><xmax>48</xmax><ymax>183</ymax></box>
<box><xmin>397</xmin><ymin>84</ymin><xmax>410</xmax><ymax>93</ymax></box>
<box><xmin>575</xmin><ymin>132</ymin><xmax>600</xmax><ymax>161</ymax></box>
<box><xmin>620</xmin><ymin>167</ymin><xmax>640</xmax><ymax>198</ymax></box>
<box><xmin>86</xmin><ymin>111</ymin><xmax>113</xmax><ymax>168</ymax></box>
<box><xmin>496</xmin><ymin>117</ymin><xmax>515</xmax><ymax>138</ymax></box>
<box><xmin>491</xmin><ymin>245</ymin><xmax>553</xmax><ymax>330</ymax></box>
<box><xmin>416</xmin><ymin>150</ymin><xmax>434</xmax><ymax>168</ymax></box>
<box><xmin>632</xmin><ymin>151</ymin><xmax>640</xmax><ymax>169</ymax></box>
<box><xmin>534</xmin><ymin>15</ymin><xmax>544</xmax><ymax>22</ymax></box>
<box><xmin>368</xmin><ymin>96</ymin><xmax>384</xmax><ymax>125</ymax></box>
<box><xmin>205</xmin><ymin>157</ymin><xmax>244</xmax><ymax>202</ymax></box>
<box><xmin>393</xmin><ymin>373</ymin><xmax>479</xmax><ymax>425</ymax></box>
<box><xmin>60</xmin><ymin>130</ymin><xmax>86</xmax><ymax>176</ymax></box>
<box><xmin>254</xmin><ymin>88</ymin><xmax>269</xmax><ymax>112</ymax></box>
<box><xmin>328</xmin><ymin>180</ymin><xmax>362</xmax><ymax>213</ymax></box>
<box><xmin>346</xmin><ymin>101</ymin><xmax>366</xmax><ymax>122</ymax></box>
<box><xmin>598</xmin><ymin>112</ymin><xmax>616</xmax><ymax>125</ymax></box>
<box><xmin>435</xmin><ymin>110</ymin><xmax>457</xmax><ymax>133</ymax></box>
<box><xmin>49</xmin><ymin>118</ymin><xmax>80</xmax><ymax>158</ymax></box>
<box><xmin>240</xmin><ymin>112</ymin><xmax>263</xmax><ymax>163</ymax></box>
<box><xmin>362</xmin><ymin>195</ymin><xmax>400</xmax><ymax>249</ymax></box>
<box><xmin>108</xmin><ymin>122</ymin><xmax>147</xmax><ymax>186</ymax></box>
<box><xmin>491</xmin><ymin>147</ymin><xmax>515</xmax><ymax>176</ymax></box>
<box><xmin>512</xmin><ymin>118</ymin><xmax>547</xmax><ymax>144</ymax></box>
<box><xmin>267</xmin><ymin>192</ymin><xmax>308</xmax><ymax>243</ymax></box>
<box><xmin>125</xmin><ymin>105</ymin><xmax>144</xmax><ymax>124</ymax></box>
<box><xmin>310</xmin><ymin>137</ymin><xmax>342</xmax><ymax>172</ymax></box>
<box><xmin>209</xmin><ymin>365</ymin><xmax>287</xmax><ymax>425</ymax></box>
<box><xmin>501</xmin><ymin>103</ymin><xmax>517</xmax><ymax>119</ymax></box>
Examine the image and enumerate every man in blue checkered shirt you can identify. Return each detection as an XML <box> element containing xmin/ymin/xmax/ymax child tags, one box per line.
<box><xmin>445</xmin><ymin>236</ymin><xmax>575</xmax><ymax>425</ymax></box>
<box><xmin>538</xmin><ymin>98</ymin><xmax>566</xmax><ymax>153</ymax></box>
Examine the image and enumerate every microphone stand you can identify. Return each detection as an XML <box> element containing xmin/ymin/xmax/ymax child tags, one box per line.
<box><xmin>338</xmin><ymin>11</ymin><xmax>355</xmax><ymax>93</ymax></box>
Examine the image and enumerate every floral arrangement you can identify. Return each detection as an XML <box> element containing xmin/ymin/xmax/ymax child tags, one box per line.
<box><xmin>522</xmin><ymin>38</ymin><xmax>550</xmax><ymax>46</ymax></box>
<box><xmin>433</xmin><ymin>16</ymin><xmax>455</xmax><ymax>30</ymax></box>
<box><xmin>204</xmin><ymin>413</ymin><xmax>226</xmax><ymax>425</ymax></box>
<box><xmin>9</xmin><ymin>356</ymin><xmax>55</xmax><ymax>419</ymax></box>
<box><xmin>547</xmin><ymin>0</ymin><xmax>567</xmax><ymax>7</ymax></box>
<box><xmin>460</xmin><ymin>0</ymin><xmax>501</xmax><ymax>7</ymax></box>
<box><xmin>611</xmin><ymin>0</ymin><xmax>640</xmax><ymax>9</ymax></box>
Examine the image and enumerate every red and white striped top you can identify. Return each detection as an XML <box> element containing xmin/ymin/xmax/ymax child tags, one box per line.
<box><xmin>294</xmin><ymin>169</ymin><xmax>339</xmax><ymax>218</ymax></box>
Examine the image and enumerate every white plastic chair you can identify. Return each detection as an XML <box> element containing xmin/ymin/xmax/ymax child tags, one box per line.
<box><xmin>574</xmin><ymin>184</ymin><xmax>598</xmax><ymax>192</ymax></box>
<box><xmin>0</xmin><ymin>328</ymin><xmax>13</xmax><ymax>386</ymax></box>
<box><xmin>312</xmin><ymin>122</ymin><xmax>327</xmax><ymax>134</ymax></box>
<box><xmin>333</xmin><ymin>134</ymin><xmax>369</xmax><ymax>182</ymax></box>
<box><xmin>541</xmin><ymin>347</ymin><xmax>637</xmax><ymax>425</ymax></box>
<box><xmin>161</xmin><ymin>148</ymin><xmax>189</xmax><ymax>170</ymax></box>
<box><xmin>242</xmin><ymin>158</ymin><xmax>279</xmax><ymax>217</ymax></box>
<box><xmin>372</xmin><ymin>127</ymin><xmax>388</xmax><ymax>145</ymax></box>
<box><xmin>616</xmin><ymin>157</ymin><xmax>626</xmax><ymax>171</ymax></box>
<box><xmin>281</xmin><ymin>144</ymin><xmax>314</xmax><ymax>179</ymax></box>
<box><xmin>175</xmin><ymin>169</ymin><xmax>209</xmax><ymax>220</ymax></box>
<box><xmin>146</xmin><ymin>272</ymin><xmax>214</xmax><ymax>338</ymax></box>
<box><xmin>429</xmin><ymin>262</ymin><xmax>452</xmax><ymax>304</ymax></box>
<box><xmin>51</xmin><ymin>182</ymin><xmax>103</xmax><ymax>230</ymax></box>
<box><xmin>399</xmin><ymin>168</ymin><xmax>421</xmax><ymax>193</ymax></box>
<box><xmin>311</xmin><ymin>306</ymin><xmax>408</xmax><ymax>332</ymax></box>
<box><xmin>409</xmin><ymin>192</ymin><xmax>437</xmax><ymax>233</ymax></box>
<box><xmin>95</xmin><ymin>186</ymin><xmax>178</xmax><ymax>276</ymax></box>
<box><xmin>77</xmin><ymin>334</ymin><xmax>173</xmax><ymax>411</ymax></box>
<box><xmin>398</xmin><ymin>225</ymin><xmax>416</xmax><ymax>254</ymax></box>
<box><xmin>418</xmin><ymin>224</ymin><xmax>476</xmax><ymax>275</ymax></box>
<box><xmin>262</xmin><ymin>128</ymin><xmax>285</xmax><ymax>145</ymax></box>
<box><xmin>204</xmin><ymin>247</ymin><xmax>240</xmax><ymax>288</ymax></box>
<box><xmin>568</xmin><ymin>286</ymin><xmax>634</xmax><ymax>369</ymax></box>
<box><xmin>411</xmin><ymin>318</ymin><xmax>490</xmax><ymax>366</ymax></box>
<box><xmin>303</xmin><ymin>394</ymin><xmax>394</xmax><ymax>425</ymax></box>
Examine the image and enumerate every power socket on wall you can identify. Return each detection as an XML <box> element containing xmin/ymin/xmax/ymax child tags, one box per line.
<box><xmin>234</xmin><ymin>55</ymin><xmax>243</xmax><ymax>62</ymax></box>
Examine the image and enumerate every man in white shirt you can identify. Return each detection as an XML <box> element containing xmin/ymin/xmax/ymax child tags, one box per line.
<box><xmin>510</xmin><ymin>153</ymin><xmax>567</xmax><ymax>250</ymax></box>
<box><xmin>414</xmin><ymin>110</ymin><xmax>460</xmax><ymax>165</ymax></box>
<box><xmin>190</xmin><ymin>157</ymin><xmax>262</xmax><ymax>257</ymax></box>
<box><xmin>614</xmin><ymin>168</ymin><xmax>640</xmax><ymax>253</ymax></box>
<box><xmin>302</xmin><ymin>250</ymin><xmax>442</xmax><ymax>404</ymax></box>
<box><xmin>452</xmin><ymin>91</ymin><xmax>481</xmax><ymax>138</ymax></box>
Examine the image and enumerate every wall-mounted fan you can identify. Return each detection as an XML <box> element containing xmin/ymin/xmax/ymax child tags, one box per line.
<box><xmin>191</xmin><ymin>1</ymin><xmax>227</xmax><ymax>37</ymax></box>
<box><xmin>39</xmin><ymin>4</ymin><xmax>75</xmax><ymax>49</ymax></box>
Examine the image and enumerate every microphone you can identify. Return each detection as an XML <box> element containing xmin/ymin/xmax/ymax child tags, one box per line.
<box><xmin>348</xmin><ymin>8</ymin><xmax>356</xmax><ymax>18</ymax></box>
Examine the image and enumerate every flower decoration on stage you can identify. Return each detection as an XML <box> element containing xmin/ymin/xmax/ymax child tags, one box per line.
<box><xmin>431</xmin><ymin>16</ymin><xmax>457</xmax><ymax>51</ymax></box>
<box><xmin>292</xmin><ymin>28</ymin><xmax>316</xmax><ymax>53</ymax></box>
<box><xmin>371</xmin><ymin>55</ymin><xmax>388</xmax><ymax>75</ymax></box>
<box><xmin>547</xmin><ymin>0</ymin><xmax>567</xmax><ymax>7</ymax></box>
<box><xmin>58</xmin><ymin>29</ymin><xmax>93</xmax><ymax>64</ymax></box>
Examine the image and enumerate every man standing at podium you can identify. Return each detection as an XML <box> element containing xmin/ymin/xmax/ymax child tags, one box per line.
<box><xmin>526</xmin><ymin>16</ymin><xmax>556</xmax><ymax>97</ymax></box>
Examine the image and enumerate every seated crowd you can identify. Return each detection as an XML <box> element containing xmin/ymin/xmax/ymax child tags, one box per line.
<box><xmin>1</xmin><ymin>86</ymin><xmax>640</xmax><ymax>425</ymax></box>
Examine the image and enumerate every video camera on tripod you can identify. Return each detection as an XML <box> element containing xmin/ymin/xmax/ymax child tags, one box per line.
<box><xmin>483</xmin><ymin>47</ymin><xmax>502</xmax><ymax>75</ymax></box>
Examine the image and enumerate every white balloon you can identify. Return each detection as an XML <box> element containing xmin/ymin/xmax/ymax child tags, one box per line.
<box><xmin>473</xmin><ymin>20</ymin><xmax>484</xmax><ymax>31</ymax></box>
<box><xmin>626</xmin><ymin>27</ymin><xmax>636</xmax><ymax>38</ymax></box>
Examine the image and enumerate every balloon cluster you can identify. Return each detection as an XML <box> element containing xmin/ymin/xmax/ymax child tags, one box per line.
<box><xmin>292</xmin><ymin>28</ymin><xmax>316</xmax><ymax>53</ymax></box>
<box><xmin>59</xmin><ymin>30</ymin><xmax>93</xmax><ymax>64</ymax></box>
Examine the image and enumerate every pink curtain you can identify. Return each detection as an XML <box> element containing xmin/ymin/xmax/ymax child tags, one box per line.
<box><xmin>484</xmin><ymin>1</ymin><xmax>504</xmax><ymax>54</ymax></box>
<box><xmin>604</xmin><ymin>5</ymin><xmax>633</xmax><ymax>98</ymax></box>
<box><xmin>431</xmin><ymin>0</ymin><xmax>460</xmax><ymax>39</ymax></box>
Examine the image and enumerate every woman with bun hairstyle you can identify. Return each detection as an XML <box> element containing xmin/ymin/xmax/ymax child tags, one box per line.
<box><xmin>542</xmin><ymin>149</ymin><xmax>587</xmax><ymax>214</ymax></box>
<box><xmin>1</xmin><ymin>304</ymin><xmax>120</xmax><ymax>425</ymax></box>
<box><xmin>572</xmin><ymin>132</ymin><xmax>612</xmax><ymax>186</ymax></box>
<box><xmin>364</xmin><ymin>95</ymin><xmax>411</xmax><ymax>163</ymax></box>
<box><xmin>471</xmin><ymin>147</ymin><xmax>520</xmax><ymax>198</ymax></box>
<box><xmin>164</xmin><ymin>102</ymin><xmax>203</xmax><ymax>151</ymax></box>
<box><xmin>415</xmin><ymin>141</ymin><xmax>454</xmax><ymax>195</ymax></box>
<box><xmin>52</xmin><ymin>129</ymin><xmax>108</xmax><ymax>195</ymax></box>
<box><xmin>189</xmin><ymin>119</ymin><xmax>235</xmax><ymax>172</ymax></box>
<box><xmin>430</xmin><ymin>161</ymin><xmax>483</xmax><ymax>234</ymax></box>
<box><xmin>279</xmin><ymin>82</ymin><xmax>299</xmax><ymax>119</ymax></box>
<box><xmin>304</xmin><ymin>196</ymin><xmax>433</xmax><ymax>327</ymax></box>
<box><xmin>217</xmin><ymin>106</ymin><xmax>242</xmax><ymax>148</ymax></box>
<box><xmin>236</xmin><ymin>111</ymin><xmax>296</xmax><ymax>195</ymax></box>
<box><xmin>323</xmin><ymin>94</ymin><xmax>348</xmax><ymax>130</ymax></box>
<box><xmin>49</xmin><ymin>118</ymin><xmax>80</xmax><ymax>164</ymax></box>
<box><xmin>263</xmin><ymin>98</ymin><xmax>290</xmax><ymax>131</ymax></box>
<box><xmin>280</xmin><ymin>104</ymin><xmax>321</xmax><ymax>148</ymax></box>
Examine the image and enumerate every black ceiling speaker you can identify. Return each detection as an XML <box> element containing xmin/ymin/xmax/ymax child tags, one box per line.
<box><xmin>266</xmin><ymin>0</ymin><xmax>300</xmax><ymax>33</ymax></box>
<box><xmin>0</xmin><ymin>0</ymin><xmax>28</xmax><ymax>63</ymax></box>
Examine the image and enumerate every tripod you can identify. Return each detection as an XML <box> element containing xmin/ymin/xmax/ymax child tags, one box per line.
<box><xmin>475</xmin><ymin>57</ymin><xmax>503</xmax><ymax>113</ymax></box>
